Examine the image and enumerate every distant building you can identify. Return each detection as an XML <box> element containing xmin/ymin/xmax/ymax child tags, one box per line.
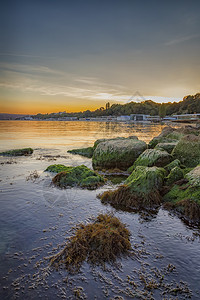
<box><xmin>117</xmin><ymin>115</ymin><xmax>131</xmax><ymax>121</ymax></box>
<box><xmin>130</xmin><ymin>114</ymin><xmax>150</xmax><ymax>121</ymax></box>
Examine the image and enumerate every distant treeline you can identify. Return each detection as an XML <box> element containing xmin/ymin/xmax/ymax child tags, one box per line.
<box><xmin>33</xmin><ymin>93</ymin><xmax>200</xmax><ymax>119</ymax></box>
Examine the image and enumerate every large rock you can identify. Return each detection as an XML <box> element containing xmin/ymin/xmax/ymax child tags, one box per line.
<box><xmin>155</xmin><ymin>141</ymin><xmax>178</xmax><ymax>153</ymax></box>
<box><xmin>172</xmin><ymin>135</ymin><xmax>200</xmax><ymax>167</ymax></box>
<box><xmin>163</xmin><ymin>165</ymin><xmax>200</xmax><ymax>223</ymax></box>
<box><xmin>149</xmin><ymin>126</ymin><xmax>200</xmax><ymax>149</ymax></box>
<box><xmin>128</xmin><ymin>149</ymin><xmax>172</xmax><ymax>172</ymax></box>
<box><xmin>46</xmin><ymin>164</ymin><xmax>106</xmax><ymax>190</ymax></box>
<box><xmin>100</xmin><ymin>166</ymin><xmax>166</xmax><ymax>210</ymax></box>
<box><xmin>92</xmin><ymin>137</ymin><xmax>147</xmax><ymax>170</ymax></box>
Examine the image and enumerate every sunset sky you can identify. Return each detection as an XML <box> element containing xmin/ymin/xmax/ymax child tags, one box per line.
<box><xmin>0</xmin><ymin>0</ymin><xmax>200</xmax><ymax>114</ymax></box>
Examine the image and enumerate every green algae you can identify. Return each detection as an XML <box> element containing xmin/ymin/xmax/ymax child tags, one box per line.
<box><xmin>100</xmin><ymin>166</ymin><xmax>166</xmax><ymax>210</ymax></box>
<box><xmin>50</xmin><ymin>164</ymin><xmax>105</xmax><ymax>189</ymax></box>
<box><xmin>148</xmin><ymin>137</ymin><xmax>177</xmax><ymax>149</ymax></box>
<box><xmin>163</xmin><ymin>165</ymin><xmax>200</xmax><ymax>222</ymax></box>
<box><xmin>50</xmin><ymin>214</ymin><xmax>131</xmax><ymax>273</ymax></box>
<box><xmin>45</xmin><ymin>164</ymin><xmax>73</xmax><ymax>173</ymax></box>
<box><xmin>68</xmin><ymin>147</ymin><xmax>94</xmax><ymax>158</ymax></box>
<box><xmin>155</xmin><ymin>141</ymin><xmax>178</xmax><ymax>154</ymax></box>
<box><xmin>128</xmin><ymin>149</ymin><xmax>172</xmax><ymax>173</ymax></box>
<box><xmin>172</xmin><ymin>135</ymin><xmax>200</xmax><ymax>167</ymax></box>
<box><xmin>93</xmin><ymin>137</ymin><xmax>147</xmax><ymax>171</ymax></box>
<box><xmin>164</xmin><ymin>159</ymin><xmax>181</xmax><ymax>173</ymax></box>
<box><xmin>165</xmin><ymin>166</ymin><xmax>184</xmax><ymax>186</ymax></box>
<box><xmin>0</xmin><ymin>148</ymin><xmax>33</xmax><ymax>156</ymax></box>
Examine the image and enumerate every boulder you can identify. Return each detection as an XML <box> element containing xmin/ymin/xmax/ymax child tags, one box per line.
<box><xmin>92</xmin><ymin>137</ymin><xmax>147</xmax><ymax>170</ymax></box>
<box><xmin>155</xmin><ymin>141</ymin><xmax>178</xmax><ymax>153</ymax></box>
<box><xmin>165</xmin><ymin>166</ymin><xmax>184</xmax><ymax>186</ymax></box>
<box><xmin>46</xmin><ymin>165</ymin><xmax>105</xmax><ymax>190</ymax></box>
<box><xmin>128</xmin><ymin>149</ymin><xmax>172</xmax><ymax>172</ymax></box>
<box><xmin>172</xmin><ymin>135</ymin><xmax>200</xmax><ymax>167</ymax></box>
<box><xmin>163</xmin><ymin>165</ymin><xmax>200</xmax><ymax>223</ymax></box>
<box><xmin>100</xmin><ymin>166</ymin><xmax>166</xmax><ymax>210</ymax></box>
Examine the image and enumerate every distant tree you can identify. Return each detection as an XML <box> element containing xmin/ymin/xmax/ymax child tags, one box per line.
<box><xmin>106</xmin><ymin>102</ymin><xmax>110</xmax><ymax>110</ymax></box>
<box><xmin>159</xmin><ymin>104</ymin><xmax>166</xmax><ymax>119</ymax></box>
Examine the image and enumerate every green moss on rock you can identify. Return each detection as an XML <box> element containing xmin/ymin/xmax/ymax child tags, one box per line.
<box><xmin>68</xmin><ymin>147</ymin><xmax>94</xmax><ymax>158</ymax></box>
<box><xmin>148</xmin><ymin>137</ymin><xmax>177</xmax><ymax>149</ymax></box>
<box><xmin>45</xmin><ymin>164</ymin><xmax>73</xmax><ymax>173</ymax></box>
<box><xmin>128</xmin><ymin>149</ymin><xmax>172</xmax><ymax>173</ymax></box>
<box><xmin>155</xmin><ymin>141</ymin><xmax>178</xmax><ymax>153</ymax></box>
<box><xmin>100</xmin><ymin>166</ymin><xmax>166</xmax><ymax>210</ymax></box>
<box><xmin>0</xmin><ymin>148</ymin><xmax>33</xmax><ymax>156</ymax></box>
<box><xmin>166</xmin><ymin>167</ymin><xmax>184</xmax><ymax>186</ymax></box>
<box><xmin>164</xmin><ymin>159</ymin><xmax>181</xmax><ymax>173</ymax></box>
<box><xmin>51</xmin><ymin>165</ymin><xmax>105</xmax><ymax>189</ymax></box>
<box><xmin>92</xmin><ymin>137</ymin><xmax>147</xmax><ymax>171</ymax></box>
<box><xmin>172</xmin><ymin>135</ymin><xmax>200</xmax><ymax>167</ymax></box>
<box><xmin>163</xmin><ymin>165</ymin><xmax>200</xmax><ymax>223</ymax></box>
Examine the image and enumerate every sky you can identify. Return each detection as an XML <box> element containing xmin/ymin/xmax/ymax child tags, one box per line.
<box><xmin>0</xmin><ymin>0</ymin><xmax>200</xmax><ymax>114</ymax></box>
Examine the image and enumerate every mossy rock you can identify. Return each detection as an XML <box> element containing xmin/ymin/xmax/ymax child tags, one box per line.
<box><xmin>128</xmin><ymin>149</ymin><xmax>172</xmax><ymax>173</ymax></box>
<box><xmin>165</xmin><ymin>166</ymin><xmax>184</xmax><ymax>186</ymax></box>
<box><xmin>45</xmin><ymin>164</ymin><xmax>73</xmax><ymax>173</ymax></box>
<box><xmin>92</xmin><ymin>137</ymin><xmax>147</xmax><ymax>171</ymax></box>
<box><xmin>164</xmin><ymin>159</ymin><xmax>181</xmax><ymax>173</ymax></box>
<box><xmin>100</xmin><ymin>166</ymin><xmax>166</xmax><ymax>210</ymax></box>
<box><xmin>51</xmin><ymin>165</ymin><xmax>105</xmax><ymax>189</ymax></box>
<box><xmin>68</xmin><ymin>147</ymin><xmax>94</xmax><ymax>158</ymax></box>
<box><xmin>163</xmin><ymin>165</ymin><xmax>200</xmax><ymax>223</ymax></box>
<box><xmin>50</xmin><ymin>214</ymin><xmax>131</xmax><ymax>273</ymax></box>
<box><xmin>148</xmin><ymin>137</ymin><xmax>177</xmax><ymax>149</ymax></box>
<box><xmin>0</xmin><ymin>148</ymin><xmax>33</xmax><ymax>156</ymax></box>
<box><xmin>172</xmin><ymin>135</ymin><xmax>200</xmax><ymax>167</ymax></box>
<box><xmin>155</xmin><ymin>141</ymin><xmax>178</xmax><ymax>154</ymax></box>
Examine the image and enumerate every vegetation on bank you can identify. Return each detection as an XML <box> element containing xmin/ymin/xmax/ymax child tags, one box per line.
<box><xmin>31</xmin><ymin>93</ymin><xmax>200</xmax><ymax>119</ymax></box>
<box><xmin>50</xmin><ymin>214</ymin><xmax>131</xmax><ymax>273</ymax></box>
<box><xmin>0</xmin><ymin>148</ymin><xmax>33</xmax><ymax>156</ymax></box>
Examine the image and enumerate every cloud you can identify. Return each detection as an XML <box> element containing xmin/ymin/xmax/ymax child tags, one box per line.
<box><xmin>165</xmin><ymin>33</ymin><xmax>200</xmax><ymax>46</ymax></box>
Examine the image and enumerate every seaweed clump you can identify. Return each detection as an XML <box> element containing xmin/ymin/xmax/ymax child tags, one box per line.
<box><xmin>100</xmin><ymin>166</ymin><xmax>166</xmax><ymax>210</ymax></box>
<box><xmin>49</xmin><ymin>164</ymin><xmax>105</xmax><ymax>189</ymax></box>
<box><xmin>0</xmin><ymin>148</ymin><xmax>33</xmax><ymax>156</ymax></box>
<box><xmin>50</xmin><ymin>214</ymin><xmax>131</xmax><ymax>273</ymax></box>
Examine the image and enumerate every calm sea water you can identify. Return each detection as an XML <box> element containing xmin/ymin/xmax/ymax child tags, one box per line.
<box><xmin>0</xmin><ymin>121</ymin><xmax>200</xmax><ymax>300</ymax></box>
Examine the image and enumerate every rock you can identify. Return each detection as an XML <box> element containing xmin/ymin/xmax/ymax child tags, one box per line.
<box><xmin>155</xmin><ymin>141</ymin><xmax>178</xmax><ymax>153</ymax></box>
<box><xmin>148</xmin><ymin>137</ymin><xmax>177</xmax><ymax>149</ymax></box>
<box><xmin>100</xmin><ymin>166</ymin><xmax>166</xmax><ymax>210</ymax></box>
<box><xmin>164</xmin><ymin>159</ymin><xmax>181</xmax><ymax>173</ymax></box>
<box><xmin>149</xmin><ymin>125</ymin><xmax>200</xmax><ymax>149</ymax></box>
<box><xmin>163</xmin><ymin>165</ymin><xmax>200</xmax><ymax>223</ymax></box>
<box><xmin>128</xmin><ymin>149</ymin><xmax>172</xmax><ymax>172</ymax></box>
<box><xmin>0</xmin><ymin>148</ymin><xmax>33</xmax><ymax>156</ymax></box>
<box><xmin>92</xmin><ymin>137</ymin><xmax>147</xmax><ymax>170</ymax></box>
<box><xmin>172</xmin><ymin>135</ymin><xmax>200</xmax><ymax>167</ymax></box>
<box><xmin>68</xmin><ymin>147</ymin><xmax>94</xmax><ymax>158</ymax></box>
<box><xmin>166</xmin><ymin>166</ymin><xmax>184</xmax><ymax>186</ymax></box>
<box><xmin>48</xmin><ymin>165</ymin><xmax>105</xmax><ymax>189</ymax></box>
<box><xmin>45</xmin><ymin>164</ymin><xmax>73</xmax><ymax>173</ymax></box>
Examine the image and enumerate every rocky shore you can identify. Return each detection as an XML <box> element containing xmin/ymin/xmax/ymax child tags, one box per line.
<box><xmin>68</xmin><ymin>125</ymin><xmax>200</xmax><ymax>224</ymax></box>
